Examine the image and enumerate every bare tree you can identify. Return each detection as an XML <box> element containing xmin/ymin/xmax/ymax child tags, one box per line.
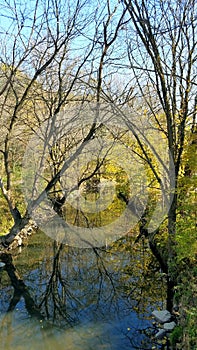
<box><xmin>0</xmin><ymin>0</ymin><xmax>127</xmax><ymax>248</ymax></box>
<box><xmin>1</xmin><ymin>0</ymin><xmax>195</xmax><ymax>316</ymax></box>
<box><xmin>0</xmin><ymin>0</ymin><xmax>97</xmax><ymax>243</ymax></box>
<box><xmin>116</xmin><ymin>0</ymin><xmax>197</xmax><ymax>310</ymax></box>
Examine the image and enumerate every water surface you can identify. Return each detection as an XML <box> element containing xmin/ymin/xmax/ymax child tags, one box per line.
<box><xmin>0</xmin><ymin>231</ymin><xmax>166</xmax><ymax>349</ymax></box>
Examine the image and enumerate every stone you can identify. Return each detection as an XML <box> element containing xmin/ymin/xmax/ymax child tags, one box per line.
<box><xmin>155</xmin><ymin>329</ymin><xmax>166</xmax><ymax>339</ymax></box>
<box><xmin>0</xmin><ymin>262</ymin><xmax>5</xmax><ymax>269</ymax></box>
<box><xmin>152</xmin><ymin>310</ymin><xmax>171</xmax><ymax>323</ymax></box>
<box><xmin>17</xmin><ymin>237</ymin><xmax>22</xmax><ymax>246</ymax></box>
<box><xmin>163</xmin><ymin>321</ymin><xmax>176</xmax><ymax>331</ymax></box>
<box><xmin>173</xmin><ymin>304</ymin><xmax>179</xmax><ymax>312</ymax></box>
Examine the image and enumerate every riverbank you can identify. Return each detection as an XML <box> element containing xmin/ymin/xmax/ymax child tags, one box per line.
<box><xmin>171</xmin><ymin>262</ymin><xmax>197</xmax><ymax>349</ymax></box>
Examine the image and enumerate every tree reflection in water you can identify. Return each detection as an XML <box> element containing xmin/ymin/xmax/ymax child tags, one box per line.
<box><xmin>0</xmin><ymin>234</ymin><xmax>167</xmax><ymax>349</ymax></box>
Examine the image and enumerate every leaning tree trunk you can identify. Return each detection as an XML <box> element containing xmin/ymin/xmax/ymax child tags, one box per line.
<box><xmin>0</xmin><ymin>215</ymin><xmax>38</xmax><ymax>251</ymax></box>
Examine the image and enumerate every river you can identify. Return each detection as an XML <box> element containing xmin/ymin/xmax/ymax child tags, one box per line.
<box><xmin>0</xmin><ymin>230</ymin><xmax>167</xmax><ymax>350</ymax></box>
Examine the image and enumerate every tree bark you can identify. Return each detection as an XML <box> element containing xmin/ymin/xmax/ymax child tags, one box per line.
<box><xmin>0</xmin><ymin>216</ymin><xmax>37</xmax><ymax>251</ymax></box>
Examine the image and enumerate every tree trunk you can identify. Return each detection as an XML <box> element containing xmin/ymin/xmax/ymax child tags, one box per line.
<box><xmin>0</xmin><ymin>215</ymin><xmax>37</xmax><ymax>251</ymax></box>
<box><xmin>166</xmin><ymin>194</ymin><xmax>178</xmax><ymax>311</ymax></box>
<box><xmin>166</xmin><ymin>276</ymin><xmax>175</xmax><ymax>312</ymax></box>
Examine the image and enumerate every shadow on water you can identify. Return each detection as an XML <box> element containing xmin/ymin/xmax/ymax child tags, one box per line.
<box><xmin>0</xmin><ymin>231</ymin><xmax>168</xmax><ymax>350</ymax></box>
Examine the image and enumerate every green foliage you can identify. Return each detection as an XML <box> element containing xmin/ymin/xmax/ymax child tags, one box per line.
<box><xmin>173</xmin><ymin>263</ymin><xmax>197</xmax><ymax>349</ymax></box>
<box><xmin>170</xmin><ymin>325</ymin><xmax>183</xmax><ymax>346</ymax></box>
<box><xmin>0</xmin><ymin>196</ymin><xmax>14</xmax><ymax>234</ymax></box>
<box><xmin>105</xmin><ymin>160</ymin><xmax>130</xmax><ymax>200</ymax></box>
<box><xmin>0</xmin><ymin>160</ymin><xmax>26</xmax><ymax>234</ymax></box>
<box><xmin>186</xmin><ymin>308</ymin><xmax>197</xmax><ymax>347</ymax></box>
<box><xmin>176</xmin><ymin>131</ymin><xmax>197</xmax><ymax>263</ymax></box>
<box><xmin>180</xmin><ymin>307</ymin><xmax>197</xmax><ymax>349</ymax></box>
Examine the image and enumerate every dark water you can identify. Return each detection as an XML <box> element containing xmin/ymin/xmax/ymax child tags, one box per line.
<box><xmin>0</xmin><ymin>231</ymin><xmax>167</xmax><ymax>350</ymax></box>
